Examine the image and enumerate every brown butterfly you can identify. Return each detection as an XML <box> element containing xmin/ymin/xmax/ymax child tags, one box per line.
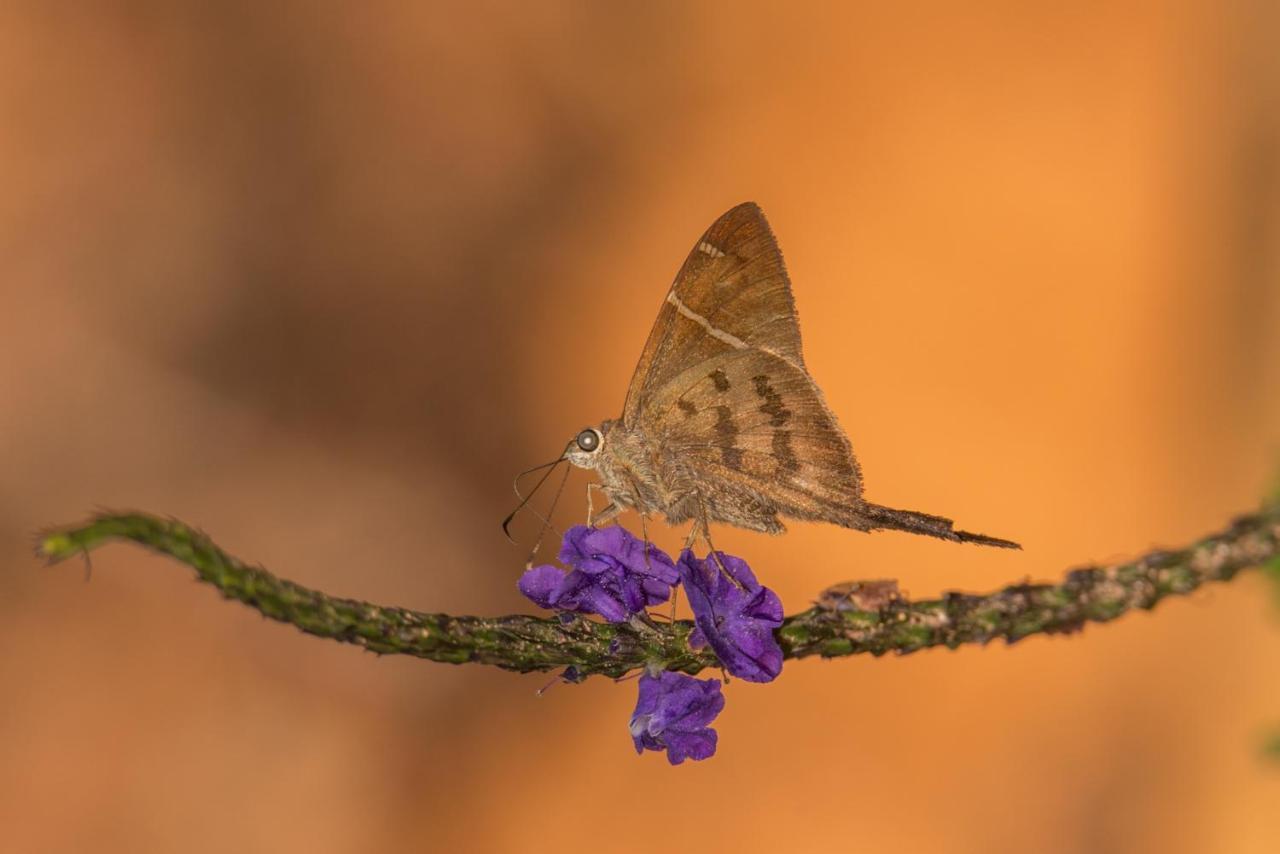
<box><xmin>536</xmin><ymin>203</ymin><xmax>1018</xmax><ymax>551</ymax></box>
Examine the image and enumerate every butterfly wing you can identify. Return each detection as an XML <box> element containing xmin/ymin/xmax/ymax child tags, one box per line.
<box><xmin>621</xmin><ymin>203</ymin><xmax>805</xmax><ymax>427</ymax></box>
<box><xmin>638</xmin><ymin>346</ymin><xmax>864</xmax><ymax>528</ymax></box>
<box><xmin>610</xmin><ymin>203</ymin><xmax>1016</xmax><ymax>546</ymax></box>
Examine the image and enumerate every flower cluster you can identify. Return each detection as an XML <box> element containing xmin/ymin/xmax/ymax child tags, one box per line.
<box><xmin>518</xmin><ymin>525</ymin><xmax>678</xmax><ymax>623</ymax></box>
<box><xmin>518</xmin><ymin>524</ymin><xmax>784</xmax><ymax>764</ymax></box>
<box><xmin>629</xmin><ymin>670</ymin><xmax>723</xmax><ymax>764</ymax></box>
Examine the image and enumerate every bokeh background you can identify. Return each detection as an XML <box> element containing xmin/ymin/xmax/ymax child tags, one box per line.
<box><xmin>3</xmin><ymin>2</ymin><xmax>1279</xmax><ymax>852</ymax></box>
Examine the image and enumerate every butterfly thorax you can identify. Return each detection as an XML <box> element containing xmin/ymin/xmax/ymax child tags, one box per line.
<box><xmin>587</xmin><ymin>418</ymin><xmax>672</xmax><ymax>517</ymax></box>
<box><xmin>570</xmin><ymin>416</ymin><xmax>775</xmax><ymax>531</ymax></box>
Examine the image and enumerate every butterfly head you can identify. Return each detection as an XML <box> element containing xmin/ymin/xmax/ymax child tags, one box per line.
<box><xmin>564</xmin><ymin>422</ymin><xmax>612</xmax><ymax>470</ymax></box>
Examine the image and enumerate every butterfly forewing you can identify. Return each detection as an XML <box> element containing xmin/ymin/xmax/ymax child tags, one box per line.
<box><xmin>621</xmin><ymin>203</ymin><xmax>804</xmax><ymax>427</ymax></box>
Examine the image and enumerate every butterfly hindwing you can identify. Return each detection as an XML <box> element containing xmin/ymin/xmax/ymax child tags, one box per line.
<box><xmin>638</xmin><ymin>348</ymin><xmax>863</xmax><ymax>525</ymax></box>
<box><xmin>621</xmin><ymin>203</ymin><xmax>804</xmax><ymax>426</ymax></box>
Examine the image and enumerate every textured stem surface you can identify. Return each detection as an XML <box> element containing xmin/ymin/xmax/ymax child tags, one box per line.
<box><xmin>37</xmin><ymin>507</ymin><xmax>1280</xmax><ymax>678</ymax></box>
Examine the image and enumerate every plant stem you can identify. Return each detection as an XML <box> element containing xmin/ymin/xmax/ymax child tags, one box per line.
<box><xmin>36</xmin><ymin>505</ymin><xmax>1280</xmax><ymax>679</ymax></box>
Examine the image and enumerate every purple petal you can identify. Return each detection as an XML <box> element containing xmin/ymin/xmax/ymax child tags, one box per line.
<box><xmin>660</xmin><ymin>673</ymin><xmax>725</xmax><ymax>730</ymax></box>
<box><xmin>517</xmin><ymin>564</ymin><xmax>566</xmax><ymax>610</ymax></box>
<box><xmin>605</xmin><ymin>530</ymin><xmax>679</xmax><ymax>584</ymax></box>
<box><xmin>547</xmin><ymin>569</ymin><xmax>625</xmax><ymax>622</ymax></box>
<box><xmin>629</xmin><ymin>713</ymin><xmax>657</xmax><ymax>754</ymax></box>
<box><xmin>632</xmin><ymin>670</ymin><xmax>663</xmax><ymax>716</ymax></box>
<box><xmin>663</xmin><ymin>729</ymin><xmax>718</xmax><ymax>765</ymax></box>
<box><xmin>576</xmin><ymin>582</ymin><xmax>629</xmax><ymax>623</ymax></box>
<box><xmin>743</xmin><ymin>584</ymin><xmax>785</xmax><ymax>623</ymax></box>
<box><xmin>679</xmin><ymin>550</ymin><xmax>784</xmax><ymax>683</ymax></box>
<box><xmin>618</xmin><ymin>574</ymin><xmax>646</xmax><ymax>614</ymax></box>
<box><xmin>560</xmin><ymin>524</ymin><xmax>678</xmax><ymax>583</ymax></box>
<box><xmin>640</xmin><ymin>576</ymin><xmax>675</xmax><ymax>607</ymax></box>
<box><xmin>558</xmin><ymin>525</ymin><xmax>626</xmax><ymax>575</ymax></box>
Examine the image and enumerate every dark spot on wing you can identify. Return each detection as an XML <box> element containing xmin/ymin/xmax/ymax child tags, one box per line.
<box><xmin>714</xmin><ymin>405</ymin><xmax>742</xmax><ymax>469</ymax></box>
<box><xmin>772</xmin><ymin>430</ymin><xmax>800</xmax><ymax>473</ymax></box>
<box><xmin>677</xmin><ymin>399</ymin><xmax>697</xmax><ymax>418</ymax></box>
<box><xmin>710</xmin><ymin>368</ymin><xmax>731</xmax><ymax>392</ymax></box>
<box><xmin>751</xmin><ymin>374</ymin><xmax>791</xmax><ymax>427</ymax></box>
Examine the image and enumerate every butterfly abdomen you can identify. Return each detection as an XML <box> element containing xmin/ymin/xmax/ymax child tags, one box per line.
<box><xmin>851</xmin><ymin>502</ymin><xmax>1021</xmax><ymax>549</ymax></box>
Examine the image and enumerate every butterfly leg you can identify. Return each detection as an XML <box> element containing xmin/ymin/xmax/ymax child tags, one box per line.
<box><xmin>618</xmin><ymin>476</ymin><xmax>676</xmax><ymax>623</ymax></box>
<box><xmin>622</xmin><ymin>473</ymin><xmax>656</xmax><ymax>571</ymax></box>
<box><xmin>691</xmin><ymin>496</ymin><xmax>745</xmax><ymax>591</ymax></box>
<box><xmin>586</xmin><ymin>483</ymin><xmax>621</xmax><ymax>528</ymax></box>
<box><xmin>700</xmin><ymin>525</ymin><xmax>746</xmax><ymax>591</ymax></box>
<box><xmin>643</xmin><ymin>506</ymin><xmax>679</xmax><ymax>621</ymax></box>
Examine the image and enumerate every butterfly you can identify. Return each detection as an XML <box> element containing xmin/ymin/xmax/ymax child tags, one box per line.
<box><xmin>519</xmin><ymin>202</ymin><xmax>1018</xmax><ymax>552</ymax></box>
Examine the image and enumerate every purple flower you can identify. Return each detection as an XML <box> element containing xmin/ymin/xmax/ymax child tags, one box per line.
<box><xmin>629</xmin><ymin>671</ymin><xmax>724</xmax><ymax>765</ymax></box>
<box><xmin>518</xmin><ymin>525</ymin><xmax>678</xmax><ymax>622</ymax></box>
<box><xmin>679</xmin><ymin>550</ymin><xmax>785</xmax><ymax>683</ymax></box>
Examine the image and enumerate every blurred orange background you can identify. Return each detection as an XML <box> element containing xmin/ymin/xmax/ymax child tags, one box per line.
<box><xmin>3</xmin><ymin>3</ymin><xmax>1279</xmax><ymax>852</ymax></box>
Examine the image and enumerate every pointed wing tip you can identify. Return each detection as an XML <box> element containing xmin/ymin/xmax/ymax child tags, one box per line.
<box><xmin>707</xmin><ymin>201</ymin><xmax>773</xmax><ymax>240</ymax></box>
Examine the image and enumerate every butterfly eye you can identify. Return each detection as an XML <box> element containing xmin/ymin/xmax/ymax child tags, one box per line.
<box><xmin>575</xmin><ymin>429</ymin><xmax>600</xmax><ymax>452</ymax></box>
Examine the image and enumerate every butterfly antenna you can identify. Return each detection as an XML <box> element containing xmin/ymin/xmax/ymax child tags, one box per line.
<box><xmin>501</xmin><ymin>457</ymin><xmax>565</xmax><ymax>543</ymax></box>
<box><xmin>526</xmin><ymin>461</ymin><xmax>571</xmax><ymax>564</ymax></box>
